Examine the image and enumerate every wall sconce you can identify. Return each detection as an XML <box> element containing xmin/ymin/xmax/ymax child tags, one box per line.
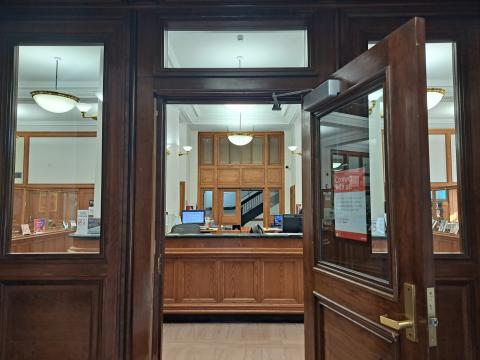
<box><xmin>76</xmin><ymin>102</ymin><xmax>98</xmax><ymax>120</ymax></box>
<box><xmin>288</xmin><ymin>145</ymin><xmax>302</xmax><ymax>156</ymax></box>
<box><xmin>178</xmin><ymin>146</ymin><xmax>192</xmax><ymax>156</ymax></box>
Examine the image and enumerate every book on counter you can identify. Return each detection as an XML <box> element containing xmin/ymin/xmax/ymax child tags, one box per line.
<box><xmin>33</xmin><ymin>218</ymin><xmax>46</xmax><ymax>233</ymax></box>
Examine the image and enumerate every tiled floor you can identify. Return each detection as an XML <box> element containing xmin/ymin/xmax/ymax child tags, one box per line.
<box><xmin>162</xmin><ymin>323</ymin><xmax>305</xmax><ymax>360</ymax></box>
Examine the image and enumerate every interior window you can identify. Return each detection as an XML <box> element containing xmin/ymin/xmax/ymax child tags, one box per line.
<box><xmin>318</xmin><ymin>87</ymin><xmax>391</xmax><ymax>284</ymax></box>
<box><xmin>368</xmin><ymin>41</ymin><xmax>462</xmax><ymax>254</ymax></box>
<box><xmin>10</xmin><ymin>45</ymin><xmax>103</xmax><ymax>254</ymax></box>
<box><xmin>165</xmin><ymin>29</ymin><xmax>308</xmax><ymax>69</ymax></box>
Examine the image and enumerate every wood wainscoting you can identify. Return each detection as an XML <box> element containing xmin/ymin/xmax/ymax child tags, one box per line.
<box><xmin>11</xmin><ymin>230</ymin><xmax>74</xmax><ymax>253</ymax></box>
<box><xmin>163</xmin><ymin>235</ymin><xmax>304</xmax><ymax>314</ymax></box>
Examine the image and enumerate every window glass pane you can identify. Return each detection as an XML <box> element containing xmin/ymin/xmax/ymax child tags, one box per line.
<box><xmin>219</xmin><ymin>137</ymin><xmax>229</xmax><ymax>164</ymax></box>
<box><xmin>252</xmin><ymin>137</ymin><xmax>264</xmax><ymax>164</ymax></box>
<box><xmin>425</xmin><ymin>43</ymin><xmax>461</xmax><ymax>254</ymax></box>
<box><xmin>241</xmin><ymin>190</ymin><xmax>264</xmax><ymax>228</ymax></box>
<box><xmin>268</xmin><ymin>135</ymin><xmax>281</xmax><ymax>165</ymax></box>
<box><xmin>14</xmin><ymin>137</ymin><xmax>24</xmax><ymax>184</ymax></box>
<box><xmin>165</xmin><ymin>30</ymin><xmax>308</xmax><ymax>68</ymax></box>
<box><xmin>368</xmin><ymin>41</ymin><xmax>462</xmax><ymax>255</ymax></box>
<box><xmin>318</xmin><ymin>87</ymin><xmax>390</xmax><ymax>284</ymax></box>
<box><xmin>223</xmin><ymin>191</ymin><xmax>237</xmax><ymax>216</ymax></box>
<box><xmin>269</xmin><ymin>189</ymin><xmax>280</xmax><ymax>216</ymax></box>
<box><xmin>10</xmin><ymin>45</ymin><xmax>103</xmax><ymax>254</ymax></box>
<box><xmin>229</xmin><ymin>143</ymin><xmax>241</xmax><ymax>164</ymax></box>
<box><xmin>203</xmin><ymin>190</ymin><xmax>213</xmax><ymax>219</ymax></box>
<box><xmin>200</xmin><ymin>136</ymin><xmax>213</xmax><ymax>165</ymax></box>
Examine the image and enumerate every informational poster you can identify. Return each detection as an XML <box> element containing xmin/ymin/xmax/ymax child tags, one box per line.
<box><xmin>333</xmin><ymin>168</ymin><xmax>368</xmax><ymax>242</ymax></box>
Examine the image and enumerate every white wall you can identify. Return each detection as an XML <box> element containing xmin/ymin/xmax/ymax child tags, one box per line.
<box><xmin>166</xmin><ymin>106</ymin><xmax>181</xmax><ymax>216</ymax></box>
<box><xmin>187</xmin><ymin>130</ymin><xmax>198</xmax><ymax>207</ymax></box>
<box><xmin>283</xmin><ymin>111</ymin><xmax>303</xmax><ymax>213</ymax></box>
<box><xmin>28</xmin><ymin>137</ymin><xmax>97</xmax><ymax>184</ymax></box>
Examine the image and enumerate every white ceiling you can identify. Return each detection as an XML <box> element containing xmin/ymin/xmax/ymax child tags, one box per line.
<box><xmin>18</xmin><ymin>46</ymin><xmax>103</xmax><ymax>83</ymax></box>
<box><xmin>173</xmin><ymin>104</ymin><xmax>301</xmax><ymax>132</ymax></box>
<box><xmin>15</xmin><ymin>41</ymin><xmax>455</xmax><ymax>132</ymax></box>
<box><xmin>166</xmin><ymin>30</ymin><xmax>308</xmax><ymax>68</ymax></box>
<box><xmin>16</xmin><ymin>45</ymin><xmax>103</xmax><ymax>131</ymax></box>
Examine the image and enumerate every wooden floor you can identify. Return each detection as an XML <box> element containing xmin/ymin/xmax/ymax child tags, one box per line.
<box><xmin>162</xmin><ymin>323</ymin><xmax>305</xmax><ymax>360</ymax></box>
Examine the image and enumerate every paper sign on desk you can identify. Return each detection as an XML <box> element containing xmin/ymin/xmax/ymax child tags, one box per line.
<box><xmin>333</xmin><ymin>168</ymin><xmax>368</xmax><ymax>242</ymax></box>
<box><xmin>77</xmin><ymin>210</ymin><xmax>90</xmax><ymax>235</ymax></box>
<box><xmin>21</xmin><ymin>224</ymin><xmax>31</xmax><ymax>235</ymax></box>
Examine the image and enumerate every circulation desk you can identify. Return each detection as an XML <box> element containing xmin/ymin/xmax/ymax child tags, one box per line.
<box><xmin>164</xmin><ymin>233</ymin><xmax>304</xmax><ymax>314</ymax></box>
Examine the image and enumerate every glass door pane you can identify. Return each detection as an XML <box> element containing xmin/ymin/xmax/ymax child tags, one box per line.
<box><xmin>318</xmin><ymin>87</ymin><xmax>390</xmax><ymax>285</ymax></box>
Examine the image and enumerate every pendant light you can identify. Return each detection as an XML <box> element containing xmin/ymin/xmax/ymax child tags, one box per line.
<box><xmin>228</xmin><ymin>112</ymin><xmax>253</xmax><ymax>146</ymax></box>
<box><xmin>427</xmin><ymin>88</ymin><xmax>446</xmax><ymax>110</ymax></box>
<box><xmin>31</xmin><ymin>57</ymin><xmax>79</xmax><ymax>113</ymax></box>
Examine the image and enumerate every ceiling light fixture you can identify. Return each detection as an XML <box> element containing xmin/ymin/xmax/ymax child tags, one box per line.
<box><xmin>31</xmin><ymin>57</ymin><xmax>79</xmax><ymax>113</ymax></box>
<box><xmin>228</xmin><ymin>113</ymin><xmax>253</xmax><ymax>146</ymax></box>
<box><xmin>427</xmin><ymin>88</ymin><xmax>446</xmax><ymax>110</ymax></box>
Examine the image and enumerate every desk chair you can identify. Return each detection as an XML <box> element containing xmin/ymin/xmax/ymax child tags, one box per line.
<box><xmin>171</xmin><ymin>224</ymin><xmax>202</xmax><ymax>234</ymax></box>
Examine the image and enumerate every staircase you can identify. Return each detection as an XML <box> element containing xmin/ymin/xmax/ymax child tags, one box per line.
<box><xmin>241</xmin><ymin>191</ymin><xmax>264</xmax><ymax>226</ymax></box>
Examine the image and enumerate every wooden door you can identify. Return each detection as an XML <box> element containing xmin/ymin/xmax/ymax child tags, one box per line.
<box><xmin>219</xmin><ymin>189</ymin><xmax>240</xmax><ymax>225</ymax></box>
<box><xmin>290</xmin><ymin>185</ymin><xmax>296</xmax><ymax>214</ymax></box>
<box><xmin>302</xmin><ymin>18</ymin><xmax>438</xmax><ymax>359</ymax></box>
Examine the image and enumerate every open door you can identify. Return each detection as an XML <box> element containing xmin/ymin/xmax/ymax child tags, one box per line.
<box><xmin>302</xmin><ymin>18</ymin><xmax>438</xmax><ymax>359</ymax></box>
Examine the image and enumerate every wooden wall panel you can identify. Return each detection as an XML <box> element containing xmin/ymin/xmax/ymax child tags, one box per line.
<box><xmin>164</xmin><ymin>236</ymin><xmax>303</xmax><ymax>314</ymax></box>
<box><xmin>436</xmin><ymin>280</ymin><xmax>475</xmax><ymax>360</ymax></box>
<box><xmin>320</xmin><ymin>305</ymin><xmax>397</xmax><ymax>360</ymax></box>
<box><xmin>0</xmin><ymin>282</ymin><xmax>100</xmax><ymax>360</ymax></box>
<box><xmin>267</xmin><ymin>168</ymin><xmax>283</xmax><ymax>187</ymax></box>
<box><xmin>163</xmin><ymin>261</ymin><xmax>176</xmax><ymax>303</ymax></box>
<box><xmin>180</xmin><ymin>260</ymin><xmax>218</xmax><ymax>303</ymax></box>
<box><xmin>262</xmin><ymin>260</ymin><xmax>300</xmax><ymax>303</ymax></box>
<box><xmin>217</xmin><ymin>168</ymin><xmax>240</xmax><ymax>187</ymax></box>
<box><xmin>199</xmin><ymin>167</ymin><xmax>215</xmax><ymax>187</ymax></box>
<box><xmin>241</xmin><ymin>168</ymin><xmax>265</xmax><ymax>187</ymax></box>
<box><xmin>221</xmin><ymin>260</ymin><xmax>257</xmax><ymax>302</ymax></box>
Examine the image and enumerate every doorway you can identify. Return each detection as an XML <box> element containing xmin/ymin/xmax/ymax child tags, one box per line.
<box><xmin>160</xmin><ymin>100</ymin><xmax>305</xmax><ymax>359</ymax></box>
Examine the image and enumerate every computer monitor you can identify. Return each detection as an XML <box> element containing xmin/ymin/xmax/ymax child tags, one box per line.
<box><xmin>273</xmin><ymin>215</ymin><xmax>283</xmax><ymax>227</ymax></box>
<box><xmin>282</xmin><ymin>214</ymin><xmax>303</xmax><ymax>233</ymax></box>
<box><xmin>182</xmin><ymin>210</ymin><xmax>205</xmax><ymax>225</ymax></box>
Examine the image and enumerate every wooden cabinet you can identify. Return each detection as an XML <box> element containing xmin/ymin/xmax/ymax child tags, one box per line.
<box><xmin>197</xmin><ymin>132</ymin><xmax>285</xmax><ymax>227</ymax></box>
<box><xmin>163</xmin><ymin>235</ymin><xmax>304</xmax><ymax>314</ymax></box>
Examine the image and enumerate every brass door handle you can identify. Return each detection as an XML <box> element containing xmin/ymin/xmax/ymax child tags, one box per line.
<box><xmin>380</xmin><ymin>315</ymin><xmax>414</xmax><ymax>330</ymax></box>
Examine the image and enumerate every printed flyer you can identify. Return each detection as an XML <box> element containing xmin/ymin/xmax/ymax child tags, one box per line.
<box><xmin>333</xmin><ymin>167</ymin><xmax>368</xmax><ymax>242</ymax></box>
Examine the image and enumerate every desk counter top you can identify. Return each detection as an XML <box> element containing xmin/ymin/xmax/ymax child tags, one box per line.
<box><xmin>166</xmin><ymin>233</ymin><xmax>302</xmax><ymax>239</ymax></box>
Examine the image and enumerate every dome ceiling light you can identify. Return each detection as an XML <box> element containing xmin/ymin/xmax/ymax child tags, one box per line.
<box><xmin>228</xmin><ymin>113</ymin><xmax>253</xmax><ymax>146</ymax></box>
<box><xmin>427</xmin><ymin>88</ymin><xmax>446</xmax><ymax>110</ymax></box>
<box><xmin>30</xmin><ymin>57</ymin><xmax>79</xmax><ymax>114</ymax></box>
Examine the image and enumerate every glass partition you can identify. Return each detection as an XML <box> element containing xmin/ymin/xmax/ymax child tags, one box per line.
<box><xmin>369</xmin><ymin>41</ymin><xmax>462</xmax><ymax>254</ymax></box>
<box><xmin>165</xmin><ymin>29</ymin><xmax>308</xmax><ymax>69</ymax></box>
<box><xmin>10</xmin><ymin>45</ymin><xmax>103</xmax><ymax>254</ymax></box>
